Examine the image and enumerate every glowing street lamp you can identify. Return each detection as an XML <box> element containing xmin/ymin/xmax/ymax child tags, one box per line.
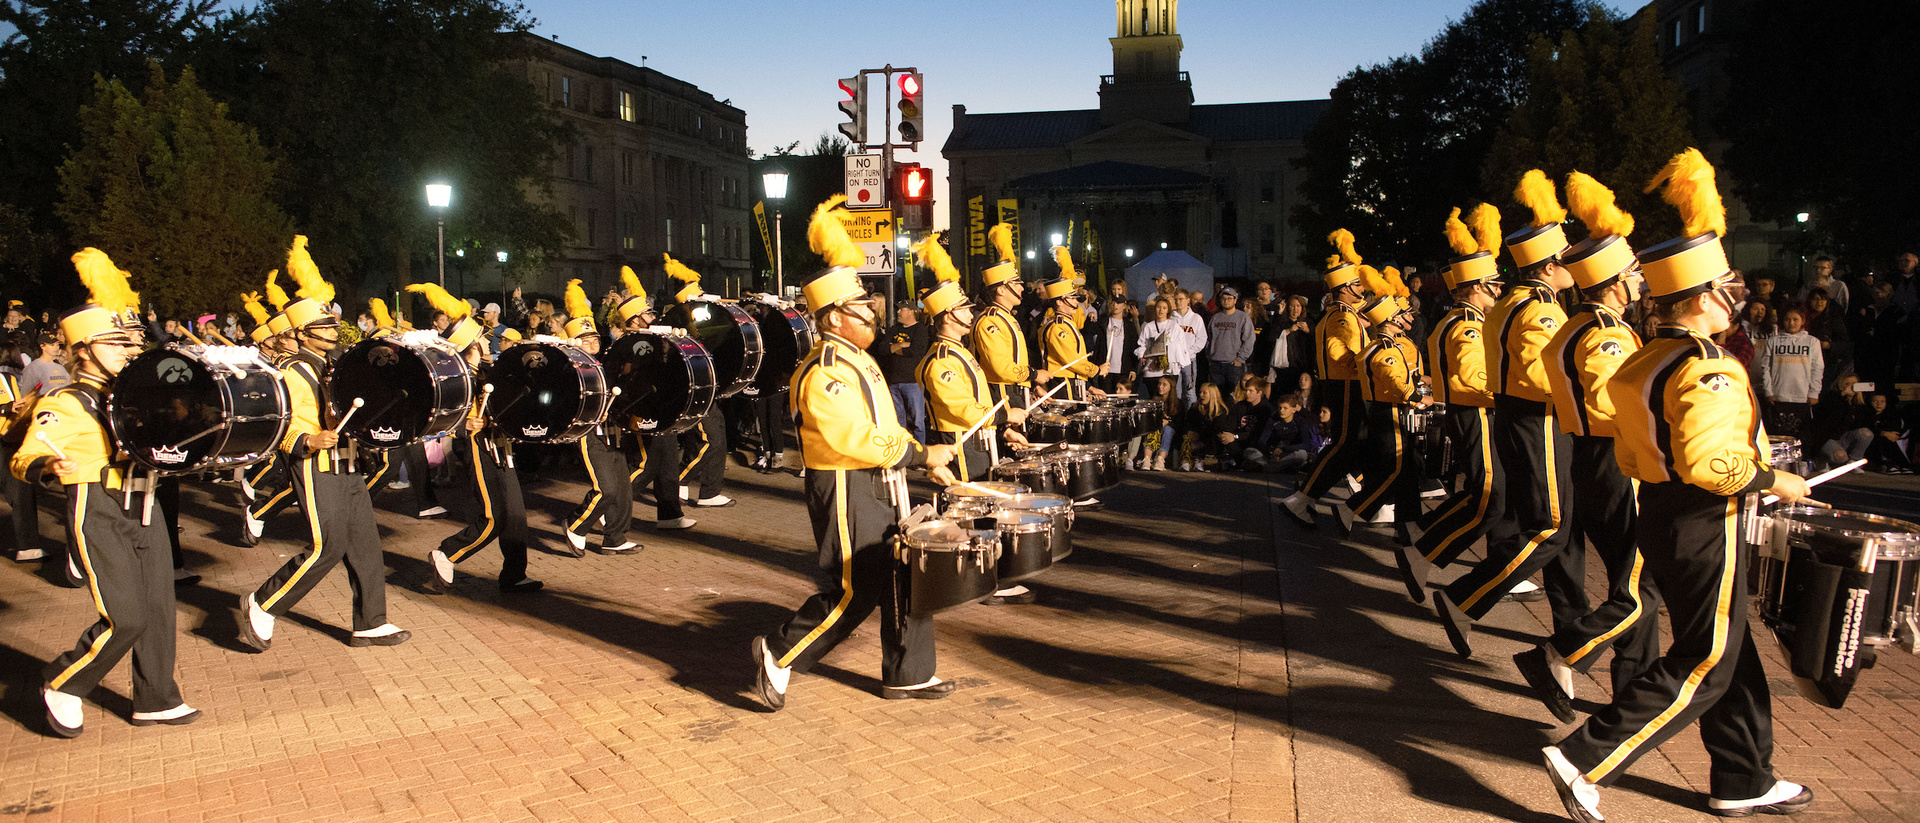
<box><xmin>425</xmin><ymin>183</ymin><xmax>452</xmax><ymax>286</ymax></box>
<box><xmin>763</xmin><ymin>165</ymin><xmax>790</xmax><ymax>294</ymax></box>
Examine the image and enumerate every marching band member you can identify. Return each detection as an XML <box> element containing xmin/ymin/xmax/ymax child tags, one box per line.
<box><xmin>568</xmin><ymin>268</ymin><xmax>647</xmax><ymax>550</ymax></box>
<box><xmin>1514</xmin><ymin>172</ymin><xmax>1659</xmax><ymax>724</ymax></box>
<box><xmin>418</xmin><ymin>282</ymin><xmax>545</xmax><ymax>594</ymax></box>
<box><xmin>1543</xmin><ymin>149</ymin><xmax>1814</xmax><ymax>823</ymax></box>
<box><xmin>973</xmin><ymin>223</ymin><xmax>1051</xmax><ymax>418</ymax></box>
<box><xmin>238</xmin><ymin>271</ymin><xmax>300</xmax><ymax>546</ymax></box>
<box><xmin>752</xmin><ymin>196</ymin><xmax>958</xmax><ymax>710</ymax></box>
<box><xmin>915</xmin><ymin>233</ymin><xmax>1035</xmax><ymax>607</ymax></box>
<box><xmin>1040</xmin><ymin>248</ymin><xmax>1103</xmax><ymax>406</ymax></box>
<box><xmin>608</xmin><ymin>282</ymin><xmax>697</xmax><ymax>532</ymax></box>
<box><xmin>1431</xmin><ymin>172</ymin><xmax>1584</xmax><ymax>657</ymax></box>
<box><xmin>1337</xmin><ymin>268</ymin><xmax>1430</xmax><ymax>538</ymax></box>
<box><xmin>1277</xmin><ymin>230</ymin><xmax>1371</xmax><ymax>527</ymax></box>
<box><xmin>239</xmin><ymin>237</ymin><xmax>410</xmax><ymax>651</ymax></box>
<box><xmin>665</xmin><ymin>255</ymin><xmax>735</xmax><ymax>509</ymax></box>
<box><xmin>359</xmin><ymin>298</ymin><xmax>447</xmax><ymax>520</ymax></box>
<box><xmin>1399</xmin><ymin>207</ymin><xmax>1512</xmax><ymax>601</ymax></box>
<box><xmin>20</xmin><ymin>249</ymin><xmax>197</xmax><ymax>736</ymax></box>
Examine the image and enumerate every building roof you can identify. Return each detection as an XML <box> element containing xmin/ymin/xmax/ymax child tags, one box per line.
<box><xmin>1007</xmin><ymin>161</ymin><xmax>1209</xmax><ymax>191</ymax></box>
<box><xmin>943</xmin><ymin>99</ymin><xmax>1331</xmax><ymax>153</ymax></box>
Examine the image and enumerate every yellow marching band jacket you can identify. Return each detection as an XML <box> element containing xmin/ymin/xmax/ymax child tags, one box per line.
<box><xmin>10</xmin><ymin>377</ymin><xmax>127</xmax><ymax>490</ymax></box>
<box><xmin>1544</xmin><ymin>303</ymin><xmax>1641</xmax><ymax>439</ymax></box>
<box><xmin>789</xmin><ymin>334</ymin><xmax>926</xmax><ymax>472</ymax></box>
<box><xmin>1427</xmin><ymin>305</ymin><xmax>1493</xmax><ymax>408</ymax></box>
<box><xmin>1360</xmin><ymin>330</ymin><xmax>1425</xmax><ymax>406</ymax></box>
<box><xmin>1484</xmin><ymin>280</ymin><xmax>1567</xmax><ymax>404</ymax></box>
<box><xmin>1608</xmin><ymin>326</ymin><xmax>1772</xmax><ymax>496</ymax></box>
<box><xmin>1314</xmin><ymin>302</ymin><xmax>1366</xmax><ymax>382</ymax></box>
<box><xmin>917</xmin><ymin>336</ymin><xmax>995</xmax><ymax>438</ymax></box>
<box><xmin>971</xmin><ymin>305</ymin><xmax>1034</xmax><ymax>387</ymax></box>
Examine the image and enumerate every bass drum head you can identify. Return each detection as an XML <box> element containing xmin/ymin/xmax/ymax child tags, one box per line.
<box><xmin>490</xmin><ymin>342</ymin><xmax>594</xmax><ymax>442</ymax></box>
<box><xmin>331</xmin><ymin>337</ymin><xmax>463</xmax><ymax>448</ymax></box>
<box><xmin>664</xmin><ymin>301</ymin><xmax>762</xmax><ymax>398</ymax></box>
<box><xmin>111</xmin><ymin>349</ymin><xmax>227</xmax><ymax>471</ymax></box>
<box><xmin>741</xmin><ymin>301</ymin><xmax>811</xmax><ymax>396</ymax></box>
<box><xmin>603</xmin><ymin>331</ymin><xmax>715</xmax><ymax>434</ymax></box>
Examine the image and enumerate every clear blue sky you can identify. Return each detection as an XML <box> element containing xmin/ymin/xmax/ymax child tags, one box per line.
<box><xmin>526</xmin><ymin>0</ymin><xmax>1635</xmax><ymax>227</ymax></box>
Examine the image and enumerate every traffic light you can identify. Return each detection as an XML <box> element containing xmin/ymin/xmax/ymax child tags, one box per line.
<box><xmin>898</xmin><ymin>164</ymin><xmax>931</xmax><ymax>203</ymax></box>
<box><xmin>895</xmin><ymin>71</ymin><xmax>924</xmax><ymax>144</ymax></box>
<box><xmin>838</xmin><ymin>75</ymin><xmax>866</xmax><ymax>145</ymax></box>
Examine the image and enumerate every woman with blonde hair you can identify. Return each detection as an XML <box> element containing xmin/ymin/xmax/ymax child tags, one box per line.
<box><xmin>1179</xmin><ymin>382</ymin><xmax>1233</xmax><ymax>471</ymax></box>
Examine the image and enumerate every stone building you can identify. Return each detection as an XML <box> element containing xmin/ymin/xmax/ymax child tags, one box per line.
<box><xmin>510</xmin><ymin>33</ymin><xmax>753</xmax><ymax>300</ymax></box>
<box><xmin>941</xmin><ymin>0</ymin><xmax>1328</xmax><ymax>287</ymax></box>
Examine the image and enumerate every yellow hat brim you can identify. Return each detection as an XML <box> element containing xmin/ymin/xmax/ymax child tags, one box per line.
<box><xmin>60</xmin><ymin>306</ymin><xmax>123</xmax><ymax>344</ymax></box>
<box><xmin>1444</xmin><ymin>253</ymin><xmax>1499</xmax><ymax>290</ymax></box>
<box><xmin>804</xmin><ymin>268</ymin><xmax>866</xmax><ymax>311</ymax></box>
<box><xmin>982</xmin><ymin>261</ymin><xmax>1019</xmax><ymax>287</ymax></box>
<box><xmin>1507</xmin><ymin>223</ymin><xmax>1570</xmax><ymax>269</ymax></box>
<box><xmin>1639</xmin><ymin>233</ymin><xmax>1729</xmax><ymax>300</ymax></box>
<box><xmin>267</xmin><ymin>314</ymin><xmax>292</xmax><ymax>336</ymax></box>
<box><xmin>922</xmin><ymin>282</ymin><xmax>970</xmax><ymax>317</ymax></box>
<box><xmin>1564</xmin><ymin>235</ymin><xmax>1637</xmax><ymax>290</ymax></box>
<box><xmin>445</xmin><ymin>316</ymin><xmax>483</xmax><ymax>350</ymax></box>
<box><xmin>285</xmin><ymin>299</ymin><xmax>332</xmax><ymax>329</ymax></box>
<box><xmin>1042</xmin><ymin>279</ymin><xmax>1075</xmax><ymax>300</ymax></box>
<box><xmin>1324</xmin><ymin>264</ymin><xmax>1359</xmax><ymax>291</ymax></box>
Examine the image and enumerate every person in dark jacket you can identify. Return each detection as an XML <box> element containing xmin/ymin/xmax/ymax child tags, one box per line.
<box><xmin>1093</xmin><ymin>286</ymin><xmax>1140</xmax><ymax>393</ymax></box>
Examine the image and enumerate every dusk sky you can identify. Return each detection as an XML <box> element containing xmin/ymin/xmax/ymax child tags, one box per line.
<box><xmin>525</xmin><ymin>0</ymin><xmax>1638</xmax><ymax>225</ymax></box>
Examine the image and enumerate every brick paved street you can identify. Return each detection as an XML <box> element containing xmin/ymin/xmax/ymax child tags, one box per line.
<box><xmin>0</xmin><ymin>454</ymin><xmax>1917</xmax><ymax>822</ymax></box>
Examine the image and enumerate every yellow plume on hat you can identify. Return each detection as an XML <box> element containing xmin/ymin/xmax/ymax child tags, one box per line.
<box><xmin>1383</xmin><ymin>266</ymin><xmax>1410</xmax><ymax>298</ymax></box>
<box><xmin>369</xmin><ymin>298</ymin><xmax>393</xmax><ymax>329</ymax></box>
<box><xmin>988</xmin><ymin>223</ymin><xmax>1015</xmax><ymax>265</ymax></box>
<box><xmin>286</xmin><ymin>235</ymin><xmax>334</xmax><ymax>304</ymax></box>
<box><xmin>407</xmin><ymin>282</ymin><xmax>470</xmax><ymax>320</ymax></box>
<box><xmin>1515</xmin><ymin>170</ymin><xmax>1567</xmax><ymax>227</ymax></box>
<box><xmin>1328</xmin><ymin>229</ymin><xmax>1361</xmax><ymax>267</ymax></box>
<box><xmin>1468</xmin><ymin>203</ymin><xmax>1504</xmax><ymax>254</ymax></box>
<box><xmin>264</xmin><ymin>269</ymin><xmax>289</xmax><ymax>311</ymax></box>
<box><xmin>1051</xmin><ymin>246</ymin><xmax>1076</xmax><ymax>281</ymax></box>
<box><xmin>915</xmin><ymin>232</ymin><xmax>960</xmax><ymax>285</ymax></box>
<box><xmin>564</xmin><ymin>279</ymin><xmax>592</xmax><ymax>320</ymax></box>
<box><xmin>72</xmin><ymin>248</ymin><xmax>136</xmax><ymax>314</ymax></box>
<box><xmin>1565</xmin><ymin>172</ymin><xmax>1635</xmax><ymax>239</ymax></box>
<box><xmin>619</xmin><ymin>265</ymin><xmax>647</xmax><ymax>302</ymax></box>
<box><xmin>241</xmin><ymin>292</ymin><xmax>270</xmax><ymax>326</ymax></box>
<box><xmin>1443</xmin><ymin>208</ymin><xmax>1478</xmax><ymax>257</ymax></box>
<box><xmin>1644</xmin><ymin>148</ymin><xmax>1726</xmax><ymax>238</ymax></box>
<box><xmin>805</xmin><ymin>194</ymin><xmax>865</xmax><ymax>270</ymax></box>
<box><xmin>1356</xmin><ymin>264</ymin><xmax>1389</xmax><ymax>297</ymax></box>
<box><xmin>662</xmin><ymin>254</ymin><xmax>701</xmax><ymax>286</ymax></box>
<box><xmin>1325</xmin><ymin>254</ymin><xmax>1343</xmax><ymax>269</ymax></box>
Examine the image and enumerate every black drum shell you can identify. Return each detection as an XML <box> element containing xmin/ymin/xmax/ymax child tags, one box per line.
<box><xmin>1064</xmin><ymin>454</ymin><xmax>1104</xmax><ymax>499</ymax></box>
<box><xmin>1027</xmin><ymin>413</ymin><xmax>1071</xmax><ymax>445</ymax></box>
<box><xmin>740</xmin><ymin>301</ymin><xmax>813</xmax><ymax>398</ymax></box>
<box><xmin>996</xmin><ymin>514</ymin><xmax>1054</xmax><ymax>583</ymax></box>
<box><xmin>1069</xmin><ymin>411</ymin><xmax>1111</xmax><ymax>445</ymax></box>
<box><xmin>601</xmin><ymin>330</ymin><xmax>717</xmax><ymax>435</ymax></box>
<box><xmin>111</xmin><ymin>347</ymin><xmax>288</xmax><ymax>473</ymax></box>
<box><xmin>329</xmin><ymin>336</ymin><xmax>473</xmax><ymax>449</ymax></box>
<box><xmin>901</xmin><ymin>522</ymin><xmax>999</xmax><ymax>617</ymax></box>
<box><xmin>664</xmin><ymin>300</ymin><xmax>762</xmax><ymax>399</ymax></box>
<box><xmin>991</xmin><ymin>459</ymin><xmax>1067</xmax><ymax>496</ymax></box>
<box><xmin>488</xmin><ymin>341</ymin><xmax>609</xmax><ymax>443</ymax></box>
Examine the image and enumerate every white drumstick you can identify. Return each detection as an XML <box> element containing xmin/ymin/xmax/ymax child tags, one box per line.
<box><xmin>34</xmin><ymin>431</ymin><xmax>68</xmax><ymax>461</ymax></box>
<box><xmin>957</xmin><ymin>397</ymin><xmax>1010</xmax><ymax>444</ymax></box>
<box><xmin>1762</xmin><ymin>459</ymin><xmax>1866</xmax><ymax>506</ymax></box>
<box><xmin>954</xmin><ymin>481</ymin><xmax>1016</xmax><ymax>499</ymax></box>
<box><xmin>330</xmin><ymin>397</ymin><xmax>367</xmax><ymax>434</ymax></box>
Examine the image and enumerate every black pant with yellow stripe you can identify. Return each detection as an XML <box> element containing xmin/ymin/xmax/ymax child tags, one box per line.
<box><xmin>246</xmin><ymin>451</ymin><xmax>296</xmax><ymax>524</ymax></box>
<box><xmin>251</xmin><ymin>460</ymin><xmax>389</xmax><ymax>632</ymax></box>
<box><xmin>1301</xmin><ymin>379</ymin><xmax>1367</xmax><ymax>499</ymax></box>
<box><xmin>678</xmin><ymin>407</ymin><xmax>727</xmax><ymax>498</ymax></box>
<box><xmin>1416</xmin><ymin>405</ymin><xmax>1517</xmax><ymax>568</ymax></box>
<box><xmin>44</xmin><ymin>483</ymin><xmax>182</xmax><ymax>712</ymax></box>
<box><xmin>363</xmin><ymin>441</ymin><xmax>437</xmax><ymax>511</ymax></box>
<box><xmin>1547</xmin><ymin>436</ymin><xmax>1662</xmax><ymax>694</ymax></box>
<box><xmin>1558</xmin><ymin>480</ymin><xmax>1775</xmax><ymax>801</ymax></box>
<box><xmin>766</xmin><ymin>467</ymin><xmax>934</xmax><ymax>687</ymax></box>
<box><xmin>630</xmin><ymin>432</ymin><xmax>685</xmax><ymax>521</ymax></box>
<box><xmin>2</xmin><ymin>438</ymin><xmax>44</xmax><ymax>554</ymax></box>
<box><xmin>567</xmin><ymin>431</ymin><xmax>631</xmax><ymax>543</ymax></box>
<box><xmin>1348</xmin><ymin>402</ymin><xmax>1422</xmax><ymax>523</ymax></box>
<box><xmin>1442</xmin><ymin>396</ymin><xmax>1587</xmax><ymax>625</ymax></box>
<box><xmin>438</xmin><ymin>434</ymin><xmax>529</xmax><ymax>583</ymax></box>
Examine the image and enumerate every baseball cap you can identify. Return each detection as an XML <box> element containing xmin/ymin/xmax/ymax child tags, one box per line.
<box><xmin>1219</xmin><ymin>287</ymin><xmax>1238</xmax><ymax>298</ymax></box>
<box><xmin>483</xmin><ymin>302</ymin><xmax>502</xmax><ymax>314</ymax></box>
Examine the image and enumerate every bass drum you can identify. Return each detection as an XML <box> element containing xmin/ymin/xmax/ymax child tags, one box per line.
<box><xmin>740</xmin><ymin>299</ymin><xmax>814</xmax><ymax>398</ymax></box>
<box><xmin>602</xmin><ymin>328</ymin><xmax>716</xmax><ymax>435</ymax></box>
<box><xmin>488</xmin><ymin>341</ymin><xmax>610</xmax><ymax>443</ymax></box>
<box><xmin>111</xmin><ymin>345</ymin><xmax>289</xmax><ymax>474</ymax></box>
<box><xmin>329</xmin><ymin>332</ymin><xmax>474</xmax><ymax>449</ymax></box>
<box><xmin>663</xmin><ymin>299</ymin><xmax>763</xmax><ymax>399</ymax></box>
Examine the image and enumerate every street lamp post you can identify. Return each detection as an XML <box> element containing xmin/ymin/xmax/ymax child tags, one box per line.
<box><xmin>762</xmin><ymin>166</ymin><xmax>789</xmax><ymax>296</ymax></box>
<box><xmin>425</xmin><ymin>183</ymin><xmax>452</xmax><ymax>286</ymax></box>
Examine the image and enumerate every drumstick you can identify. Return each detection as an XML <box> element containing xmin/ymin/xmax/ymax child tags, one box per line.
<box><xmin>1762</xmin><ymin>459</ymin><xmax>1866</xmax><ymax>506</ymax></box>
<box><xmin>205</xmin><ymin>330</ymin><xmax>236</xmax><ymax>346</ymax></box>
<box><xmin>957</xmin><ymin>397</ymin><xmax>1010</xmax><ymax>444</ymax></box>
<box><xmin>472</xmin><ymin>384</ymin><xmax>494</xmax><ymax>419</ymax></box>
<box><xmin>181</xmin><ymin>330</ymin><xmax>205</xmax><ymax>347</ymax></box>
<box><xmin>34</xmin><ymin>431</ymin><xmax>69</xmax><ymax>462</ymax></box>
<box><xmin>953</xmin><ymin>481</ymin><xmax>1016</xmax><ymax>499</ymax></box>
<box><xmin>330</xmin><ymin>397</ymin><xmax>367</xmax><ymax>434</ymax></box>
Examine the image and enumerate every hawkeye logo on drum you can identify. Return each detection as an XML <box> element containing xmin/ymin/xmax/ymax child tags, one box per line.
<box><xmin>149</xmin><ymin>445</ymin><xmax>190</xmax><ymax>465</ymax></box>
<box><xmin>157</xmin><ymin>358</ymin><xmax>194</xmax><ymax>384</ymax></box>
<box><xmin>370</xmin><ymin>426</ymin><xmax>403</xmax><ymax>443</ymax></box>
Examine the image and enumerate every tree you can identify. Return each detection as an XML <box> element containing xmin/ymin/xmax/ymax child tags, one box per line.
<box><xmin>193</xmin><ymin>0</ymin><xmax>573</xmax><ymax>305</ymax></box>
<box><xmin>57</xmin><ymin>63</ymin><xmax>294</xmax><ymax>317</ymax></box>
<box><xmin>0</xmin><ymin>0</ymin><xmax>218</xmax><ymax>295</ymax></box>
<box><xmin>1720</xmin><ymin>0</ymin><xmax>1920</xmax><ymax>264</ymax></box>
<box><xmin>1482</xmin><ymin>7</ymin><xmax>1694</xmax><ymax>248</ymax></box>
<box><xmin>1292</xmin><ymin>0</ymin><xmax>1587</xmax><ymax>271</ymax></box>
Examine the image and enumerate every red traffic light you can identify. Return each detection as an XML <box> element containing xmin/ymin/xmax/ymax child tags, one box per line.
<box><xmin>899</xmin><ymin>165</ymin><xmax>930</xmax><ymax>202</ymax></box>
<box><xmin>899</xmin><ymin>73</ymin><xmax>920</xmax><ymax>98</ymax></box>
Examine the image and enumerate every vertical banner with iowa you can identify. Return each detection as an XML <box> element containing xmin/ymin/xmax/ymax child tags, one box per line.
<box><xmin>967</xmin><ymin>195</ymin><xmax>986</xmax><ymax>283</ymax></box>
<box><xmin>996</xmin><ymin>198</ymin><xmax>1020</xmax><ymax>276</ymax></box>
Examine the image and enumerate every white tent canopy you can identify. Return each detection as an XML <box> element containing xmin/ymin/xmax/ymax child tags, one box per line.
<box><xmin>1123</xmin><ymin>251</ymin><xmax>1213</xmax><ymax>305</ymax></box>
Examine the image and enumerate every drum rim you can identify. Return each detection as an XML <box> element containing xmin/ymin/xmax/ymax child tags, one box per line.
<box><xmin>1779</xmin><ymin>505</ymin><xmax>1920</xmax><ymax>543</ymax></box>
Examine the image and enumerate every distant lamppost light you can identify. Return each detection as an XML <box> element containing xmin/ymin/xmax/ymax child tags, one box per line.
<box><xmin>425</xmin><ymin>182</ymin><xmax>452</xmax><ymax>285</ymax></box>
<box><xmin>454</xmin><ymin>248</ymin><xmax>465</xmax><ymax>258</ymax></box>
<box><xmin>1796</xmin><ymin>212</ymin><xmax>1811</xmax><ymax>223</ymax></box>
<box><xmin>1125</xmin><ymin>248</ymin><xmax>1134</xmax><ymax>258</ymax></box>
<box><xmin>763</xmin><ymin>165</ymin><xmax>789</xmax><ymax>293</ymax></box>
<box><xmin>496</xmin><ymin>251</ymin><xmax>509</xmax><ymax>264</ymax></box>
<box><xmin>1160</xmin><ymin>242</ymin><xmax>1168</xmax><ymax>249</ymax></box>
<box><xmin>425</xmin><ymin>183</ymin><xmax>452</xmax><ymax>209</ymax></box>
<box><xmin>1050</xmin><ymin>232</ymin><xmax>1064</xmax><ymax>246</ymax></box>
<box><xmin>1025</xmin><ymin>250</ymin><xmax>1037</xmax><ymax>260</ymax></box>
<box><xmin>896</xmin><ymin>235</ymin><xmax>910</xmax><ymax>250</ymax></box>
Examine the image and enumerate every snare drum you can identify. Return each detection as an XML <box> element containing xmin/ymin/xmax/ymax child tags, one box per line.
<box><xmin>1026</xmin><ymin>411</ymin><xmax>1072</xmax><ymax>445</ymax></box>
<box><xmin>939</xmin><ymin>481</ymin><xmax>1029</xmax><ymax>521</ymax></box>
<box><xmin>488</xmin><ymin>340</ymin><xmax>611</xmax><ymax>443</ymax></box>
<box><xmin>329</xmin><ymin>331</ymin><xmax>474</xmax><ymax>449</ymax></box>
<box><xmin>601</xmin><ymin>328</ymin><xmax>716</xmax><ymax>435</ymax></box>
<box><xmin>1001</xmin><ymin>492</ymin><xmax>1075</xmax><ymax>562</ymax></box>
<box><xmin>1062</xmin><ymin>444</ymin><xmax>1113</xmax><ymax>499</ymax></box>
<box><xmin>898</xmin><ymin>519</ymin><xmax>1000</xmax><ymax>617</ymax></box>
<box><xmin>1133</xmin><ymin>399</ymin><xmax>1164</xmax><ymax>438</ymax></box>
<box><xmin>1763</xmin><ymin>506</ymin><xmax>1920</xmax><ymax>644</ymax></box>
<box><xmin>664</xmin><ymin>298</ymin><xmax>763</xmax><ymax>399</ymax></box>
<box><xmin>111</xmin><ymin>345</ymin><xmax>290</xmax><ymax>473</ymax></box>
<box><xmin>991</xmin><ymin>457</ymin><xmax>1067</xmax><ymax>496</ymax></box>
<box><xmin>995</xmin><ymin>511</ymin><xmax>1055</xmax><ymax>583</ymax></box>
<box><xmin>1069</xmin><ymin>409</ymin><xmax>1116</xmax><ymax>444</ymax></box>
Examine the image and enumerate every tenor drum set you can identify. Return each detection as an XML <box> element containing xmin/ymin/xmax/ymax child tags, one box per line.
<box><xmin>1747</xmin><ymin>436</ymin><xmax>1920</xmax><ymax>709</ymax></box>
<box><xmin>898</xmin><ymin>481</ymin><xmax>1080</xmax><ymax>617</ymax></box>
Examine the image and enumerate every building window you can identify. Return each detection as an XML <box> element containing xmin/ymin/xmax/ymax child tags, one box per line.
<box><xmin>1260</xmin><ymin>223</ymin><xmax>1276</xmax><ymax>255</ymax></box>
<box><xmin>622</xmin><ymin>213</ymin><xmax>635</xmax><ymax>250</ymax></box>
<box><xmin>665</xmin><ymin>218</ymin><xmax>673</xmax><ymax>252</ymax></box>
<box><xmin>583</xmin><ymin>146</ymin><xmax>594</xmax><ymax>182</ymax></box>
<box><xmin>619</xmin><ymin>90</ymin><xmax>634</xmax><ymax>122</ymax></box>
<box><xmin>586</xmin><ymin>208</ymin><xmax>597</xmax><ymax>247</ymax></box>
<box><xmin>544</xmin><ymin>70</ymin><xmax>552</xmax><ymax>102</ymax></box>
<box><xmin>1260</xmin><ymin>172</ymin><xmax>1276</xmax><ymax>204</ymax></box>
<box><xmin>622</xmin><ymin>153</ymin><xmax>634</xmax><ymax>187</ymax></box>
<box><xmin>569</xmin><ymin>206</ymin><xmax>579</xmax><ymax>244</ymax></box>
<box><xmin>564</xmin><ymin>143</ymin><xmax>575</xmax><ymax>178</ymax></box>
<box><xmin>1672</xmin><ymin>19</ymin><xmax>1683</xmax><ymax>47</ymax></box>
<box><xmin>701</xmin><ymin>222</ymin><xmax>709</xmax><ymax>255</ymax></box>
<box><xmin>561</xmin><ymin>76</ymin><xmax>571</xmax><ymax>107</ymax></box>
<box><xmin>1696</xmin><ymin>4</ymin><xmax>1707</xmax><ymax>33</ymax></box>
